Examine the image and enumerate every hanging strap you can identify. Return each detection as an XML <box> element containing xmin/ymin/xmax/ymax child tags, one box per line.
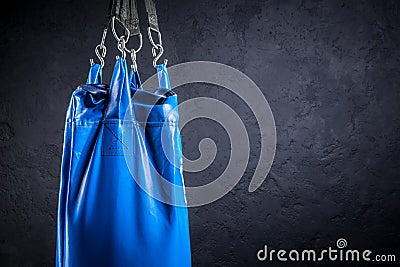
<box><xmin>128</xmin><ymin>0</ymin><xmax>140</xmax><ymax>36</ymax></box>
<box><xmin>110</xmin><ymin>0</ymin><xmax>160</xmax><ymax>35</ymax></box>
<box><xmin>111</xmin><ymin>0</ymin><xmax>140</xmax><ymax>36</ymax></box>
<box><xmin>144</xmin><ymin>0</ymin><xmax>159</xmax><ymax>32</ymax></box>
<box><xmin>143</xmin><ymin>0</ymin><xmax>167</xmax><ymax>66</ymax></box>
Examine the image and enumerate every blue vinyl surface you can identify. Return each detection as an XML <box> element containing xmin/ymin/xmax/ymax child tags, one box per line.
<box><xmin>56</xmin><ymin>58</ymin><xmax>191</xmax><ymax>267</ymax></box>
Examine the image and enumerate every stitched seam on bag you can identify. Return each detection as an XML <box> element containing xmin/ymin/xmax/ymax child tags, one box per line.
<box><xmin>66</xmin><ymin>121</ymin><xmax>102</xmax><ymax>126</ymax></box>
<box><xmin>67</xmin><ymin>121</ymin><xmax>177</xmax><ymax>127</ymax></box>
<box><xmin>101</xmin><ymin>120</ymin><xmax>177</xmax><ymax>126</ymax></box>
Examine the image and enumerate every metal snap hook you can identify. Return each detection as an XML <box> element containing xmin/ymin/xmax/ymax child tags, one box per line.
<box><xmin>151</xmin><ymin>44</ymin><xmax>167</xmax><ymax>67</ymax></box>
<box><xmin>130</xmin><ymin>49</ymin><xmax>138</xmax><ymax>71</ymax></box>
<box><xmin>148</xmin><ymin>27</ymin><xmax>167</xmax><ymax>67</ymax></box>
<box><xmin>117</xmin><ymin>36</ymin><xmax>127</xmax><ymax>59</ymax></box>
<box><xmin>90</xmin><ymin>27</ymin><xmax>108</xmax><ymax>68</ymax></box>
<box><xmin>94</xmin><ymin>44</ymin><xmax>107</xmax><ymax>68</ymax></box>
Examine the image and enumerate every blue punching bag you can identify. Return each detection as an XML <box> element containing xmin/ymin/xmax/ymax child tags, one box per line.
<box><xmin>56</xmin><ymin>55</ymin><xmax>191</xmax><ymax>265</ymax></box>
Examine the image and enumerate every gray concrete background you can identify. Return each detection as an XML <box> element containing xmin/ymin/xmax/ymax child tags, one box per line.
<box><xmin>0</xmin><ymin>0</ymin><xmax>399</xmax><ymax>266</ymax></box>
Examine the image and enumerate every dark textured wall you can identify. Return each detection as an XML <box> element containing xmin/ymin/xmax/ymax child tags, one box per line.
<box><xmin>1</xmin><ymin>0</ymin><xmax>399</xmax><ymax>266</ymax></box>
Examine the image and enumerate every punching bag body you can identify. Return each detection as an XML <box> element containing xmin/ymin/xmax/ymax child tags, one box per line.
<box><xmin>56</xmin><ymin>58</ymin><xmax>192</xmax><ymax>267</ymax></box>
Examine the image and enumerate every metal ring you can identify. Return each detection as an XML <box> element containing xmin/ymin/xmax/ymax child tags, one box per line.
<box><xmin>123</xmin><ymin>32</ymin><xmax>143</xmax><ymax>54</ymax></box>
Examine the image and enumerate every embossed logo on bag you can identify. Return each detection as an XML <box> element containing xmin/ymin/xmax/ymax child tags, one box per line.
<box><xmin>102</xmin><ymin>123</ymin><xmax>133</xmax><ymax>156</ymax></box>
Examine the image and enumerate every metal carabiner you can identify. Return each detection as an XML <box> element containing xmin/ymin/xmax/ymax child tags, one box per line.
<box><xmin>123</xmin><ymin>32</ymin><xmax>143</xmax><ymax>70</ymax></box>
<box><xmin>147</xmin><ymin>27</ymin><xmax>162</xmax><ymax>49</ymax></box>
<box><xmin>111</xmin><ymin>16</ymin><xmax>130</xmax><ymax>43</ymax></box>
